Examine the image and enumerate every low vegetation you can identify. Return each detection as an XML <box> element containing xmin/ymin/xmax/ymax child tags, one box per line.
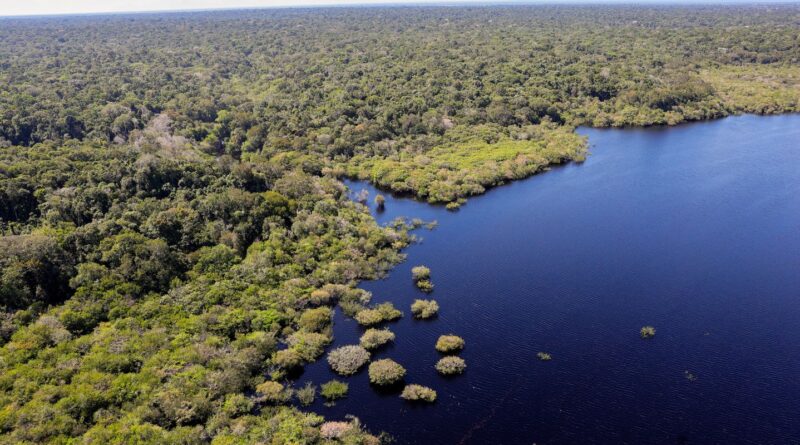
<box><xmin>411</xmin><ymin>299</ymin><xmax>439</xmax><ymax>319</ymax></box>
<box><xmin>296</xmin><ymin>382</ymin><xmax>317</xmax><ymax>407</ymax></box>
<box><xmin>360</xmin><ymin>328</ymin><xmax>396</xmax><ymax>350</ymax></box>
<box><xmin>435</xmin><ymin>356</ymin><xmax>467</xmax><ymax>375</ymax></box>
<box><xmin>640</xmin><ymin>326</ymin><xmax>657</xmax><ymax>339</ymax></box>
<box><xmin>327</xmin><ymin>345</ymin><xmax>371</xmax><ymax>376</ymax></box>
<box><xmin>400</xmin><ymin>384</ymin><xmax>438</xmax><ymax>403</ymax></box>
<box><xmin>354</xmin><ymin>302</ymin><xmax>403</xmax><ymax>326</ymax></box>
<box><xmin>368</xmin><ymin>359</ymin><xmax>407</xmax><ymax>386</ymax></box>
<box><xmin>320</xmin><ymin>380</ymin><xmax>349</xmax><ymax>402</ymax></box>
<box><xmin>436</xmin><ymin>335</ymin><xmax>466</xmax><ymax>353</ymax></box>
<box><xmin>537</xmin><ymin>352</ymin><xmax>553</xmax><ymax>361</ymax></box>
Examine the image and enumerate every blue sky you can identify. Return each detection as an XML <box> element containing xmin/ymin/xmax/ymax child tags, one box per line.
<box><xmin>0</xmin><ymin>0</ymin><xmax>792</xmax><ymax>17</ymax></box>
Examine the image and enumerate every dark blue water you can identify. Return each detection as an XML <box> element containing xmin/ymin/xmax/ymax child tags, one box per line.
<box><xmin>301</xmin><ymin>114</ymin><xmax>800</xmax><ymax>445</ymax></box>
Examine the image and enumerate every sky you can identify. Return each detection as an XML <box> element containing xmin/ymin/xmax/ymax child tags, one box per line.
<box><xmin>0</xmin><ymin>0</ymin><xmax>792</xmax><ymax>17</ymax></box>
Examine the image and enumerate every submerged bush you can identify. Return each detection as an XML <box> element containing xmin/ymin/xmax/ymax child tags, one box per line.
<box><xmin>327</xmin><ymin>345</ymin><xmax>370</xmax><ymax>375</ymax></box>
<box><xmin>360</xmin><ymin>328</ymin><xmax>396</xmax><ymax>350</ymax></box>
<box><xmin>354</xmin><ymin>302</ymin><xmax>402</xmax><ymax>326</ymax></box>
<box><xmin>368</xmin><ymin>358</ymin><xmax>406</xmax><ymax>385</ymax></box>
<box><xmin>435</xmin><ymin>356</ymin><xmax>467</xmax><ymax>375</ymax></box>
<box><xmin>640</xmin><ymin>326</ymin><xmax>656</xmax><ymax>339</ymax></box>
<box><xmin>320</xmin><ymin>380</ymin><xmax>349</xmax><ymax>401</ymax></box>
<box><xmin>287</xmin><ymin>331</ymin><xmax>332</xmax><ymax>361</ymax></box>
<box><xmin>296</xmin><ymin>382</ymin><xmax>316</xmax><ymax>406</ymax></box>
<box><xmin>435</xmin><ymin>334</ymin><xmax>465</xmax><ymax>353</ymax></box>
<box><xmin>400</xmin><ymin>384</ymin><xmax>437</xmax><ymax>402</ymax></box>
<box><xmin>416</xmin><ymin>279</ymin><xmax>434</xmax><ymax>293</ymax></box>
<box><xmin>537</xmin><ymin>352</ymin><xmax>552</xmax><ymax>361</ymax></box>
<box><xmin>411</xmin><ymin>299</ymin><xmax>439</xmax><ymax>319</ymax></box>
<box><xmin>411</xmin><ymin>265</ymin><xmax>431</xmax><ymax>282</ymax></box>
<box><xmin>375</xmin><ymin>194</ymin><xmax>385</xmax><ymax>210</ymax></box>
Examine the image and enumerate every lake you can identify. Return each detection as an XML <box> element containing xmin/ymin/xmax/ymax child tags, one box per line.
<box><xmin>301</xmin><ymin>114</ymin><xmax>800</xmax><ymax>444</ymax></box>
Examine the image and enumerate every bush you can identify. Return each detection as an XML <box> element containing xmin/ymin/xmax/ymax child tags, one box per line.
<box><xmin>296</xmin><ymin>382</ymin><xmax>316</xmax><ymax>406</ymax></box>
<box><xmin>256</xmin><ymin>381</ymin><xmax>291</xmax><ymax>404</ymax></box>
<box><xmin>297</xmin><ymin>307</ymin><xmax>332</xmax><ymax>332</ymax></box>
<box><xmin>640</xmin><ymin>326</ymin><xmax>656</xmax><ymax>339</ymax></box>
<box><xmin>272</xmin><ymin>348</ymin><xmax>303</xmax><ymax>370</ymax></box>
<box><xmin>354</xmin><ymin>302</ymin><xmax>402</xmax><ymax>326</ymax></box>
<box><xmin>286</xmin><ymin>331</ymin><xmax>331</xmax><ymax>361</ymax></box>
<box><xmin>435</xmin><ymin>334</ymin><xmax>465</xmax><ymax>353</ymax></box>
<box><xmin>368</xmin><ymin>359</ymin><xmax>406</xmax><ymax>386</ymax></box>
<box><xmin>359</xmin><ymin>328</ymin><xmax>395</xmax><ymax>350</ymax></box>
<box><xmin>400</xmin><ymin>384</ymin><xmax>437</xmax><ymax>402</ymax></box>
<box><xmin>327</xmin><ymin>345</ymin><xmax>370</xmax><ymax>375</ymax></box>
<box><xmin>536</xmin><ymin>352</ymin><xmax>552</xmax><ymax>361</ymax></box>
<box><xmin>411</xmin><ymin>265</ymin><xmax>431</xmax><ymax>282</ymax></box>
<box><xmin>320</xmin><ymin>380</ymin><xmax>349</xmax><ymax>401</ymax></box>
<box><xmin>416</xmin><ymin>279</ymin><xmax>434</xmax><ymax>293</ymax></box>
<box><xmin>435</xmin><ymin>356</ymin><xmax>466</xmax><ymax>375</ymax></box>
<box><xmin>411</xmin><ymin>299</ymin><xmax>439</xmax><ymax>319</ymax></box>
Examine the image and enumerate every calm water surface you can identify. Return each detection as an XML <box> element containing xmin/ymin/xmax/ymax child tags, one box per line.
<box><xmin>301</xmin><ymin>114</ymin><xmax>800</xmax><ymax>444</ymax></box>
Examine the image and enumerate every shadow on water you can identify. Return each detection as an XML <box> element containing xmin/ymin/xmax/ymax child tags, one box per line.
<box><xmin>300</xmin><ymin>114</ymin><xmax>800</xmax><ymax>444</ymax></box>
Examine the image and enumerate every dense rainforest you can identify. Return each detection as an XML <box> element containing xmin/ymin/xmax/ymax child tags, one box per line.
<box><xmin>0</xmin><ymin>4</ymin><xmax>798</xmax><ymax>444</ymax></box>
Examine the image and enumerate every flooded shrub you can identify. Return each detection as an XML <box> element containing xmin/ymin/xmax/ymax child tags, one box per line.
<box><xmin>536</xmin><ymin>352</ymin><xmax>552</xmax><ymax>361</ymax></box>
<box><xmin>320</xmin><ymin>380</ymin><xmax>349</xmax><ymax>401</ymax></box>
<box><xmin>435</xmin><ymin>356</ymin><xmax>466</xmax><ymax>375</ymax></box>
<box><xmin>411</xmin><ymin>299</ymin><xmax>439</xmax><ymax>319</ymax></box>
<box><xmin>354</xmin><ymin>302</ymin><xmax>402</xmax><ymax>326</ymax></box>
<box><xmin>400</xmin><ymin>384</ymin><xmax>437</xmax><ymax>403</ymax></box>
<box><xmin>435</xmin><ymin>334</ymin><xmax>465</xmax><ymax>353</ymax></box>
<box><xmin>375</xmin><ymin>194</ymin><xmax>385</xmax><ymax>210</ymax></box>
<box><xmin>416</xmin><ymin>279</ymin><xmax>434</xmax><ymax>293</ymax></box>
<box><xmin>327</xmin><ymin>345</ymin><xmax>370</xmax><ymax>375</ymax></box>
<box><xmin>446</xmin><ymin>202</ymin><xmax>461</xmax><ymax>211</ymax></box>
<box><xmin>640</xmin><ymin>326</ymin><xmax>656</xmax><ymax>339</ymax></box>
<box><xmin>368</xmin><ymin>358</ymin><xmax>407</xmax><ymax>385</ymax></box>
<box><xmin>256</xmin><ymin>381</ymin><xmax>291</xmax><ymax>404</ymax></box>
<box><xmin>411</xmin><ymin>265</ymin><xmax>431</xmax><ymax>282</ymax></box>
<box><xmin>359</xmin><ymin>328</ymin><xmax>395</xmax><ymax>350</ymax></box>
<box><xmin>295</xmin><ymin>382</ymin><xmax>316</xmax><ymax>406</ymax></box>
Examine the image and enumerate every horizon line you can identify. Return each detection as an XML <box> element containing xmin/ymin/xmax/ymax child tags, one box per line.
<box><xmin>1</xmin><ymin>0</ymin><xmax>798</xmax><ymax>19</ymax></box>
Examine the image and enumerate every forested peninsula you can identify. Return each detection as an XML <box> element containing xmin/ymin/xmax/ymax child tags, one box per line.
<box><xmin>0</xmin><ymin>5</ymin><xmax>798</xmax><ymax>444</ymax></box>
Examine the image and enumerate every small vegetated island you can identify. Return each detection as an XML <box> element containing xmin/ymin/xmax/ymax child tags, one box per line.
<box><xmin>0</xmin><ymin>4</ymin><xmax>797</xmax><ymax>443</ymax></box>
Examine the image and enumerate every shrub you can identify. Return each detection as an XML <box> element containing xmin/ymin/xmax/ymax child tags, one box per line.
<box><xmin>354</xmin><ymin>302</ymin><xmax>402</xmax><ymax>326</ymax></box>
<box><xmin>536</xmin><ymin>352</ymin><xmax>552</xmax><ymax>361</ymax></box>
<box><xmin>416</xmin><ymin>279</ymin><xmax>434</xmax><ymax>293</ymax></box>
<box><xmin>411</xmin><ymin>299</ymin><xmax>439</xmax><ymax>319</ymax></box>
<box><xmin>359</xmin><ymin>328</ymin><xmax>395</xmax><ymax>350</ymax></box>
<box><xmin>640</xmin><ymin>326</ymin><xmax>656</xmax><ymax>339</ymax></box>
<box><xmin>411</xmin><ymin>265</ymin><xmax>431</xmax><ymax>282</ymax></box>
<box><xmin>354</xmin><ymin>309</ymin><xmax>383</xmax><ymax>326</ymax></box>
<box><xmin>400</xmin><ymin>384</ymin><xmax>437</xmax><ymax>402</ymax></box>
<box><xmin>298</xmin><ymin>307</ymin><xmax>332</xmax><ymax>332</ymax></box>
<box><xmin>286</xmin><ymin>331</ymin><xmax>331</xmax><ymax>361</ymax></box>
<box><xmin>375</xmin><ymin>194</ymin><xmax>385</xmax><ymax>209</ymax></box>
<box><xmin>435</xmin><ymin>334</ymin><xmax>465</xmax><ymax>353</ymax></box>
<box><xmin>327</xmin><ymin>345</ymin><xmax>370</xmax><ymax>375</ymax></box>
<box><xmin>272</xmin><ymin>348</ymin><xmax>303</xmax><ymax>370</ymax></box>
<box><xmin>295</xmin><ymin>382</ymin><xmax>316</xmax><ymax>406</ymax></box>
<box><xmin>256</xmin><ymin>381</ymin><xmax>291</xmax><ymax>404</ymax></box>
<box><xmin>320</xmin><ymin>380</ymin><xmax>349</xmax><ymax>401</ymax></box>
<box><xmin>435</xmin><ymin>356</ymin><xmax>466</xmax><ymax>375</ymax></box>
<box><xmin>368</xmin><ymin>359</ymin><xmax>406</xmax><ymax>385</ymax></box>
<box><xmin>320</xmin><ymin>421</ymin><xmax>353</xmax><ymax>440</ymax></box>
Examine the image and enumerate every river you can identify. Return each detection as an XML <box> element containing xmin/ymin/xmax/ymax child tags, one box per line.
<box><xmin>301</xmin><ymin>114</ymin><xmax>800</xmax><ymax>444</ymax></box>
